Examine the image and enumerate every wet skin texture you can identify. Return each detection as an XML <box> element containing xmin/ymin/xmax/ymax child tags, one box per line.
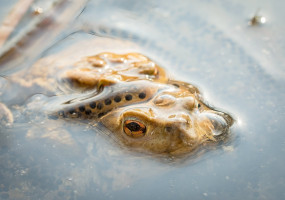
<box><xmin>1</xmin><ymin>52</ymin><xmax>233</xmax><ymax>156</ymax></box>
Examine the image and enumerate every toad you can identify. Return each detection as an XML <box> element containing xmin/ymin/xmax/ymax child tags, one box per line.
<box><xmin>0</xmin><ymin>50</ymin><xmax>233</xmax><ymax>156</ymax></box>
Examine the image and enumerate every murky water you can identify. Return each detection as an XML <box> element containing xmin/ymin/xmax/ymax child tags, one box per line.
<box><xmin>0</xmin><ymin>0</ymin><xmax>285</xmax><ymax>199</ymax></box>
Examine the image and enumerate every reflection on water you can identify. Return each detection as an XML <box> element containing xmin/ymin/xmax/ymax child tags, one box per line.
<box><xmin>0</xmin><ymin>0</ymin><xmax>285</xmax><ymax>199</ymax></box>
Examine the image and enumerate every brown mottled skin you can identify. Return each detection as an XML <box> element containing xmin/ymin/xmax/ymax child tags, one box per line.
<box><xmin>0</xmin><ymin>52</ymin><xmax>233</xmax><ymax>156</ymax></box>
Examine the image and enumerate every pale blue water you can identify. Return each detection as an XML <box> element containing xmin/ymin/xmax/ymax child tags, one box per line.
<box><xmin>0</xmin><ymin>0</ymin><xmax>284</xmax><ymax>199</ymax></box>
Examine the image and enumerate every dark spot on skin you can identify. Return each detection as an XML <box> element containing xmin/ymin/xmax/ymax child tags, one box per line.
<box><xmin>79</xmin><ymin>105</ymin><xmax>85</xmax><ymax>112</ymax></box>
<box><xmin>97</xmin><ymin>103</ymin><xmax>103</xmax><ymax>110</ymax></box>
<box><xmin>90</xmin><ymin>102</ymin><xmax>96</xmax><ymax>109</ymax></box>
<box><xmin>198</xmin><ymin>103</ymin><xmax>201</xmax><ymax>109</ymax></box>
<box><xmin>105</xmin><ymin>98</ymin><xmax>112</xmax><ymax>105</ymax></box>
<box><xmin>98</xmin><ymin>112</ymin><xmax>105</xmax><ymax>118</ymax></box>
<box><xmin>114</xmin><ymin>96</ymin><xmax>121</xmax><ymax>102</ymax></box>
<box><xmin>69</xmin><ymin>109</ymin><xmax>75</xmax><ymax>114</ymax></box>
<box><xmin>139</xmin><ymin>92</ymin><xmax>146</xmax><ymax>99</ymax></box>
<box><xmin>125</xmin><ymin>94</ymin><xmax>132</xmax><ymax>101</ymax></box>
<box><xmin>85</xmin><ymin>109</ymin><xmax>92</xmax><ymax>115</ymax></box>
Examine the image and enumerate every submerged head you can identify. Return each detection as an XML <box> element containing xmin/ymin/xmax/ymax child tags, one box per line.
<box><xmin>100</xmin><ymin>82</ymin><xmax>233</xmax><ymax>156</ymax></box>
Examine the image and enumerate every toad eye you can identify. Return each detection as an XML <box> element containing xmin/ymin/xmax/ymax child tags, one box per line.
<box><xmin>123</xmin><ymin>120</ymin><xmax>146</xmax><ymax>138</ymax></box>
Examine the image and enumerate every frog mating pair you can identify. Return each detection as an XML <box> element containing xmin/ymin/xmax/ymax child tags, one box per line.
<box><xmin>1</xmin><ymin>51</ymin><xmax>233</xmax><ymax>156</ymax></box>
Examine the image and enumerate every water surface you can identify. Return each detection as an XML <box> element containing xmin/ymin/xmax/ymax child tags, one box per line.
<box><xmin>0</xmin><ymin>0</ymin><xmax>285</xmax><ymax>199</ymax></box>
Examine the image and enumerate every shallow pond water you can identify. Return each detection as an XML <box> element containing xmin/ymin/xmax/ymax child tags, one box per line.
<box><xmin>0</xmin><ymin>0</ymin><xmax>285</xmax><ymax>199</ymax></box>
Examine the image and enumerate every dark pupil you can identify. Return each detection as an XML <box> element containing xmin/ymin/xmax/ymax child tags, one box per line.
<box><xmin>126</xmin><ymin>122</ymin><xmax>141</xmax><ymax>132</ymax></box>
